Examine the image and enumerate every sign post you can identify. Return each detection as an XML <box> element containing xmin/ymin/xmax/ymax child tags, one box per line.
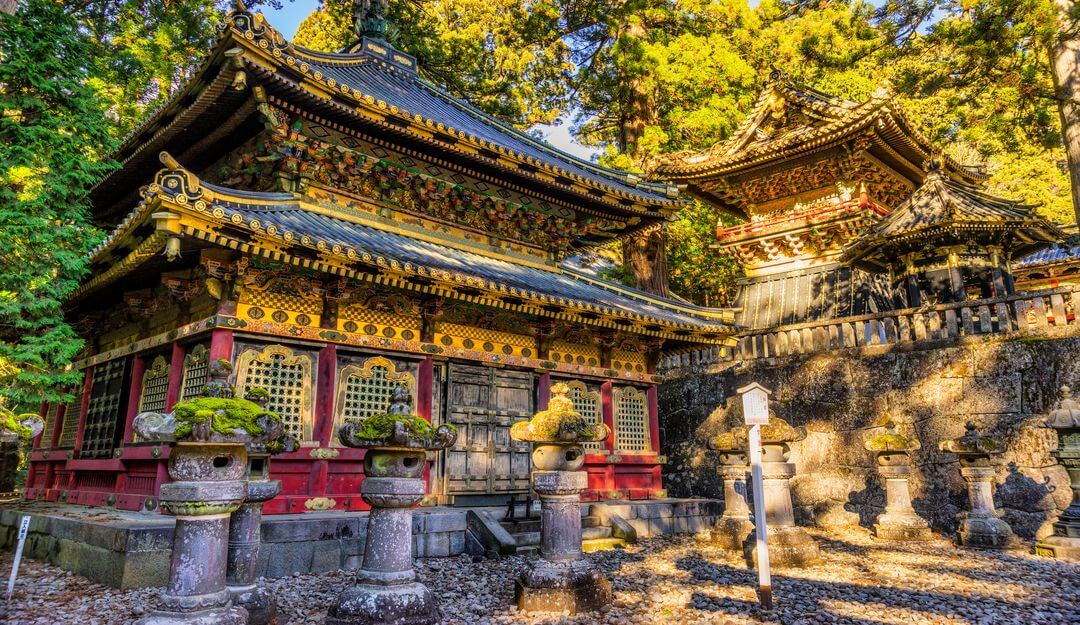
<box><xmin>7</xmin><ymin>515</ymin><xmax>31</xmax><ymax>599</ymax></box>
<box><xmin>739</xmin><ymin>383</ymin><xmax>773</xmax><ymax>610</ymax></box>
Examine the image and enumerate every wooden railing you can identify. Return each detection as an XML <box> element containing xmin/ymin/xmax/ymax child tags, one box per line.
<box><xmin>659</xmin><ymin>285</ymin><xmax>1080</xmax><ymax>373</ymax></box>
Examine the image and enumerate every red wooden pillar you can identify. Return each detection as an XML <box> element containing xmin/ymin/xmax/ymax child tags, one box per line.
<box><xmin>121</xmin><ymin>355</ymin><xmax>147</xmax><ymax>444</ymax></box>
<box><xmin>164</xmin><ymin>343</ymin><xmax>185</xmax><ymax>410</ymax></box>
<box><xmin>69</xmin><ymin>368</ymin><xmax>94</xmax><ymax>492</ymax></box>
<box><xmin>416</xmin><ymin>356</ymin><xmax>434</xmax><ymax>498</ymax></box>
<box><xmin>208</xmin><ymin>328</ymin><xmax>234</xmax><ymax>363</ymax></box>
<box><xmin>536</xmin><ymin>372</ymin><xmax>551</xmax><ymax>411</ymax></box>
<box><xmin>647</xmin><ymin>385</ymin><xmax>662</xmax><ymax>495</ymax></box>
<box><xmin>41</xmin><ymin>398</ymin><xmax>68</xmax><ymax>497</ymax></box>
<box><xmin>599</xmin><ymin>380</ymin><xmax>617</xmax><ymax>496</ymax></box>
<box><xmin>311</xmin><ymin>343</ymin><xmax>337</xmax><ymax>500</ymax></box>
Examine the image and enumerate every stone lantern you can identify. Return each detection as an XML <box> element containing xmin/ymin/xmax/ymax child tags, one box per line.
<box><xmin>707</xmin><ymin>429</ymin><xmax>753</xmax><ymax>551</ymax></box>
<box><xmin>133</xmin><ymin>363</ymin><xmax>290</xmax><ymax>625</ymax></box>
<box><xmin>863</xmin><ymin>422</ymin><xmax>932</xmax><ymax>541</ymax></box>
<box><xmin>939</xmin><ymin>422</ymin><xmax>1015</xmax><ymax>550</ymax></box>
<box><xmin>743</xmin><ymin>417</ymin><xmax>820</xmax><ymax>567</ymax></box>
<box><xmin>0</xmin><ymin>406</ymin><xmax>44</xmax><ymax>495</ymax></box>
<box><xmin>509</xmin><ymin>382</ymin><xmax>612</xmax><ymax>614</ymax></box>
<box><xmin>328</xmin><ymin>387</ymin><xmax>457</xmax><ymax>625</ymax></box>
<box><xmin>1035</xmin><ymin>386</ymin><xmax>1080</xmax><ymax>561</ymax></box>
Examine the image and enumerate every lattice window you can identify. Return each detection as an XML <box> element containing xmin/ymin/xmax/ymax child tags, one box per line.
<box><xmin>335</xmin><ymin>356</ymin><xmax>414</xmax><ymax>444</ymax></box>
<box><xmin>566</xmin><ymin>380</ymin><xmax>604</xmax><ymax>452</ymax></box>
<box><xmin>613</xmin><ymin>386</ymin><xmax>650</xmax><ymax>453</ymax></box>
<box><xmin>57</xmin><ymin>395</ymin><xmax>81</xmax><ymax>448</ymax></box>
<box><xmin>179</xmin><ymin>344</ymin><xmax>210</xmax><ymax>400</ymax></box>
<box><xmin>138</xmin><ymin>356</ymin><xmax>171</xmax><ymax>413</ymax></box>
<box><xmin>235</xmin><ymin>345</ymin><xmax>314</xmax><ymax>442</ymax></box>
<box><xmin>38</xmin><ymin>402</ymin><xmax>62</xmax><ymax>449</ymax></box>
<box><xmin>81</xmin><ymin>359</ymin><xmax>128</xmax><ymax>459</ymax></box>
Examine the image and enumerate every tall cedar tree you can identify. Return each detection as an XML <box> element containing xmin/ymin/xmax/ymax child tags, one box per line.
<box><xmin>0</xmin><ymin>0</ymin><xmax>117</xmax><ymax>406</ymax></box>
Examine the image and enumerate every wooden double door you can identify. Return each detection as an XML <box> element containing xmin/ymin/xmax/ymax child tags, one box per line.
<box><xmin>439</xmin><ymin>363</ymin><xmax>534</xmax><ymax>501</ymax></box>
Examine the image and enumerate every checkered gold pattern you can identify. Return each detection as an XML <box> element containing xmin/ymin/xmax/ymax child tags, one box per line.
<box><xmin>334</xmin><ymin>356</ymin><xmax>415</xmax><ymax>444</ymax></box>
<box><xmin>138</xmin><ymin>356</ymin><xmax>171</xmax><ymax>413</ymax></box>
<box><xmin>612</xmin><ymin>349</ymin><xmax>647</xmax><ymax>372</ymax></box>
<box><xmin>438</xmin><ymin>322</ymin><xmax>534</xmax><ymax>347</ymax></box>
<box><xmin>566</xmin><ymin>380</ymin><xmax>604</xmax><ymax>452</ymax></box>
<box><xmin>244</xmin><ymin>290</ymin><xmax>323</xmax><ymax>315</ymax></box>
<box><xmin>235</xmin><ymin>344</ymin><xmax>315</xmax><ymax>442</ymax></box>
<box><xmin>613</xmin><ymin>386</ymin><xmax>650</xmax><ymax>453</ymax></box>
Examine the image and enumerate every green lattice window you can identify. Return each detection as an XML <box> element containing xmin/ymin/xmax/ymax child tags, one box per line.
<box><xmin>334</xmin><ymin>356</ymin><xmax>414</xmax><ymax>444</ymax></box>
<box><xmin>81</xmin><ymin>359</ymin><xmax>129</xmax><ymax>458</ymax></box>
<box><xmin>613</xmin><ymin>386</ymin><xmax>650</xmax><ymax>453</ymax></box>
<box><xmin>236</xmin><ymin>345</ymin><xmax>314</xmax><ymax>442</ymax></box>
<box><xmin>179</xmin><ymin>344</ymin><xmax>210</xmax><ymax>401</ymax></box>
<box><xmin>566</xmin><ymin>380</ymin><xmax>604</xmax><ymax>452</ymax></box>
<box><xmin>138</xmin><ymin>356</ymin><xmax>171</xmax><ymax>413</ymax></box>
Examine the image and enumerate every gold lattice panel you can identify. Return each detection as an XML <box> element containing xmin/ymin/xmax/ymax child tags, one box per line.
<box><xmin>179</xmin><ymin>344</ymin><xmax>210</xmax><ymax>401</ymax></box>
<box><xmin>138</xmin><ymin>356</ymin><xmax>171</xmax><ymax>413</ymax></box>
<box><xmin>239</xmin><ymin>291</ymin><xmax>322</xmax><ymax>328</ymax></box>
<box><xmin>614</xmin><ymin>386</ymin><xmax>650</xmax><ymax>453</ymax></box>
<box><xmin>338</xmin><ymin>306</ymin><xmax>421</xmax><ymax>341</ymax></box>
<box><xmin>235</xmin><ymin>345</ymin><xmax>315</xmax><ymax>442</ymax></box>
<box><xmin>334</xmin><ymin>356</ymin><xmax>415</xmax><ymax>444</ymax></box>
<box><xmin>612</xmin><ymin>349</ymin><xmax>647</xmax><ymax>373</ymax></box>
<box><xmin>566</xmin><ymin>380</ymin><xmax>604</xmax><ymax>452</ymax></box>
<box><xmin>39</xmin><ymin>402</ymin><xmax>62</xmax><ymax>449</ymax></box>
<box><xmin>551</xmin><ymin>340</ymin><xmax>602</xmax><ymax>367</ymax></box>
<box><xmin>57</xmin><ymin>396</ymin><xmax>80</xmax><ymax>448</ymax></box>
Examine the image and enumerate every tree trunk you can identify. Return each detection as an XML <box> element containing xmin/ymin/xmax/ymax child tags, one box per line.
<box><xmin>1050</xmin><ymin>0</ymin><xmax>1080</xmax><ymax>225</ymax></box>
<box><xmin>0</xmin><ymin>0</ymin><xmax>17</xmax><ymax>15</ymax></box>
<box><xmin>622</xmin><ymin>225</ymin><xmax>670</xmax><ymax>297</ymax></box>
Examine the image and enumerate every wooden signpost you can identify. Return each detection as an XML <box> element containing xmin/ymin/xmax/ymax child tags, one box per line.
<box><xmin>739</xmin><ymin>382</ymin><xmax>773</xmax><ymax>610</ymax></box>
<box><xmin>7</xmin><ymin>515</ymin><xmax>30</xmax><ymax>599</ymax></box>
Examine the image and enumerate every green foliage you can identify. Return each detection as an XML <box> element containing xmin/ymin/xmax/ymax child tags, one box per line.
<box><xmin>171</xmin><ymin>396</ymin><xmax>281</xmax><ymax>440</ymax></box>
<box><xmin>349</xmin><ymin>413</ymin><xmax>455</xmax><ymax>442</ymax></box>
<box><xmin>666</xmin><ymin>201</ymin><xmax>743</xmax><ymax>307</ymax></box>
<box><xmin>0</xmin><ymin>0</ymin><xmax>116</xmax><ymax>407</ymax></box>
<box><xmin>0</xmin><ymin>407</ymin><xmax>37</xmax><ymax>444</ymax></box>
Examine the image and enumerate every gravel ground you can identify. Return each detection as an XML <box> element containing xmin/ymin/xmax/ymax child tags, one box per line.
<box><xmin>1</xmin><ymin>529</ymin><xmax>1077</xmax><ymax>625</ymax></box>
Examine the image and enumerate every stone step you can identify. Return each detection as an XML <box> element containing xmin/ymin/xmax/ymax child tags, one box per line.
<box><xmin>501</xmin><ymin>519</ymin><xmax>541</xmax><ymax>534</ymax></box>
<box><xmin>581</xmin><ymin>515</ymin><xmax>602</xmax><ymax>528</ymax></box>
<box><xmin>514</xmin><ymin>531</ymin><xmax>541</xmax><ymax>547</ymax></box>
<box><xmin>582</xmin><ymin>537</ymin><xmax>627</xmax><ymax>553</ymax></box>
<box><xmin>583</xmin><ymin>526</ymin><xmax>612</xmax><ymax>540</ymax></box>
<box><xmin>510</xmin><ymin>526</ymin><xmax>611</xmax><ymax>550</ymax></box>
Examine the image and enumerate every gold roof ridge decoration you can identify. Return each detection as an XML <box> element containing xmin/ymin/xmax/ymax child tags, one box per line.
<box><xmin>78</xmin><ymin>152</ymin><xmax>738</xmax><ymax>342</ymax></box>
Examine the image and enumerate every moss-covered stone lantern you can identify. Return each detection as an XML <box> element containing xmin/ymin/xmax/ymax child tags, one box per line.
<box><xmin>742</xmin><ymin>417</ymin><xmax>820</xmax><ymax>567</ymax></box>
<box><xmin>132</xmin><ymin>361</ymin><xmax>289</xmax><ymax>625</ymax></box>
<box><xmin>707</xmin><ymin>426</ymin><xmax>753</xmax><ymax>551</ymax></box>
<box><xmin>1035</xmin><ymin>386</ymin><xmax>1080</xmax><ymax>561</ymax></box>
<box><xmin>510</xmin><ymin>382</ymin><xmax>612</xmax><ymax>614</ymax></box>
<box><xmin>939</xmin><ymin>422</ymin><xmax>1015</xmax><ymax>550</ymax></box>
<box><xmin>0</xmin><ymin>406</ymin><xmax>44</xmax><ymax>495</ymax></box>
<box><xmin>864</xmin><ymin>421</ymin><xmax>932</xmax><ymax>541</ymax></box>
<box><xmin>327</xmin><ymin>387</ymin><xmax>456</xmax><ymax>625</ymax></box>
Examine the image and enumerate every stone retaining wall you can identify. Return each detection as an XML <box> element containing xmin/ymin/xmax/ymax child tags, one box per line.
<box><xmin>0</xmin><ymin>498</ymin><xmax>720</xmax><ymax>589</ymax></box>
<box><xmin>659</xmin><ymin>330</ymin><xmax>1079</xmax><ymax>541</ymax></box>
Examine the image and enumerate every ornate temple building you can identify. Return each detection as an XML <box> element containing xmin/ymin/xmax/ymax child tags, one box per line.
<box><xmin>655</xmin><ymin>75</ymin><xmax>1065</xmax><ymax>327</ymax></box>
<box><xmin>24</xmin><ymin>6</ymin><xmax>737</xmax><ymax>514</ymax></box>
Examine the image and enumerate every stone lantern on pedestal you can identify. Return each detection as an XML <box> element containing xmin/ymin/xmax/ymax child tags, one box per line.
<box><xmin>328</xmin><ymin>387</ymin><xmax>456</xmax><ymax>625</ymax></box>
<box><xmin>707</xmin><ymin>429</ymin><xmax>753</xmax><ymax>551</ymax></box>
<box><xmin>0</xmin><ymin>406</ymin><xmax>44</xmax><ymax>495</ymax></box>
<box><xmin>133</xmin><ymin>363</ymin><xmax>290</xmax><ymax>625</ymax></box>
<box><xmin>743</xmin><ymin>417</ymin><xmax>820</xmax><ymax>567</ymax></box>
<box><xmin>510</xmin><ymin>382</ymin><xmax>612</xmax><ymax>614</ymax></box>
<box><xmin>940</xmin><ymin>422</ymin><xmax>1015</xmax><ymax>550</ymax></box>
<box><xmin>1035</xmin><ymin>386</ymin><xmax>1080</xmax><ymax>561</ymax></box>
<box><xmin>863</xmin><ymin>422</ymin><xmax>932</xmax><ymax>541</ymax></box>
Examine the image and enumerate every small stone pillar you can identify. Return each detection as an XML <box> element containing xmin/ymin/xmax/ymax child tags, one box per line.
<box><xmin>0</xmin><ymin>408</ymin><xmax>43</xmax><ymax>495</ymax></box>
<box><xmin>744</xmin><ymin>418</ymin><xmax>820</xmax><ymax>567</ymax></box>
<box><xmin>940</xmin><ymin>422</ymin><xmax>1015</xmax><ymax>550</ymax></box>
<box><xmin>707</xmin><ymin>431</ymin><xmax>753</xmax><ymax>551</ymax></box>
<box><xmin>328</xmin><ymin>388</ymin><xmax>456</xmax><ymax>625</ymax></box>
<box><xmin>511</xmin><ymin>383</ymin><xmax>612</xmax><ymax>614</ymax></box>
<box><xmin>864</xmin><ymin>424</ymin><xmax>932</xmax><ymax>541</ymax></box>
<box><xmin>1036</xmin><ymin>386</ymin><xmax>1080</xmax><ymax>561</ymax></box>
<box><xmin>139</xmin><ymin>441</ymin><xmax>249</xmax><ymax>625</ymax></box>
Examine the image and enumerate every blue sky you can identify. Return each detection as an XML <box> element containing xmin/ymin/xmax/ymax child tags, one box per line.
<box><xmin>262</xmin><ymin>0</ymin><xmax>600</xmax><ymax>160</ymax></box>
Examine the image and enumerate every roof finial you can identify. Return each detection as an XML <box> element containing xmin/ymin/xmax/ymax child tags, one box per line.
<box><xmin>768</xmin><ymin>66</ymin><xmax>788</xmax><ymax>84</ymax></box>
<box><xmin>924</xmin><ymin>153</ymin><xmax>946</xmax><ymax>179</ymax></box>
<box><xmin>355</xmin><ymin>0</ymin><xmax>396</xmax><ymax>42</ymax></box>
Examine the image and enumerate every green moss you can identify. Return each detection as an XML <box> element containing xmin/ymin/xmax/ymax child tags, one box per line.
<box><xmin>866</xmin><ymin>432</ymin><xmax>915</xmax><ymax>451</ymax></box>
<box><xmin>0</xmin><ymin>408</ymin><xmax>35</xmax><ymax>443</ymax></box>
<box><xmin>350</xmin><ymin>413</ymin><xmax>455</xmax><ymax>442</ymax></box>
<box><xmin>244</xmin><ymin>387</ymin><xmax>270</xmax><ymax>401</ymax></box>
<box><xmin>171</xmin><ymin>396</ymin><xmax>281</xmax><ymax>440</ymax></box>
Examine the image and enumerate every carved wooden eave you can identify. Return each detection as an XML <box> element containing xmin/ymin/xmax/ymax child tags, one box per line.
<box><xmin>77</xmin><ymin>156</ymin><xmax>738</xmax><ymax>346</ymax></box>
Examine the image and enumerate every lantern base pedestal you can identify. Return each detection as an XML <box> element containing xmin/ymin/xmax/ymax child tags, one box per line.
<box><xmin>1035</xmin><ymin>535</ymin><xmax>1080</xmax><ymax>561</ymax></box>
<box><xmin>135</xmin><ymin>605</ymin><xmax>248</xmax><ymax>625</ymax></box>
<box><xmin>708</xmin><ymin>516</ymin><xmax>754</xmax><ymax>551</ymax></box>
<box><xmin>515</xmin><ymin>559</ymin><xmax>612</xmax><ymax>615</ymax></box>
<box><xmin>746</xmin><ymin>526</ymin><xmax>820</xmax><ymax>568</ymax></box>
<box><xmin>873</xmin><ymin>513</ymin><xmax>933</xmax><ymax>542</ymax></box>
<box><xmin>229</xmin><ymin>583</ymin><xmax>276</xmax><ymax>625</ymax></box>
<box><xmin>327</xmin><ymin>582</ymin><xmax>439</xmax><ymax>625</ymax></box>
<box><xmin>958</xmin><ymin>515</ymin><xmax>1015</xmax><ymax>550</ymax></box>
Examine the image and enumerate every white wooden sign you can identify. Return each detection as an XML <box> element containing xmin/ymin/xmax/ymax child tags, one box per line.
<box><xmin>739</xmin><ymin>383</ymin><xmax>771</xmax><ymax>425</ymax></box>
<box><xmin>739</xmin><ymin>383</ymin><xmax>773</xmax><ymax>609</ymax></box>
<box><xmin>7</xmin><ymin>515</ymin><xmax>31</xmax><ymax>599</ymax></box>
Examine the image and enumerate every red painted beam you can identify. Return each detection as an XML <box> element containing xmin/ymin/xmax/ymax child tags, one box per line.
<box><xmin>122</xmin><ymin>355</ymin><xmax>147</xmax><ymax>444</ymax></box>
<box><xmin>537</xmin><ymin>372</ymin><xmax>551</xmax><ymax>411</ymax></box>
<box><xmin>164</xmin><ymin>343</ymin><xmax>185</xmax><ymax>410</ymax></box>
<box><xmin>647</xmin><ymin>385</ymin><xmax>661</xmax><ymax>454</ymax></box>
<box><xmin>600</xmin><ymin>381</ymin><xmax>615</xmax><ymax>453</ymax></box>
<box><xmin>416</xmin><ymin>356</ymin><xmax>433</xmax><ymax>422</ymax></box>
<box><xmin>71</xmin><ymin>368</ymin><xmax>94</xmax><ymax>459</ymax></box>
<box><xmin>208</xmin><ymin>328</ymin><xmax>234</xmax><ymax>363</ymax></box>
